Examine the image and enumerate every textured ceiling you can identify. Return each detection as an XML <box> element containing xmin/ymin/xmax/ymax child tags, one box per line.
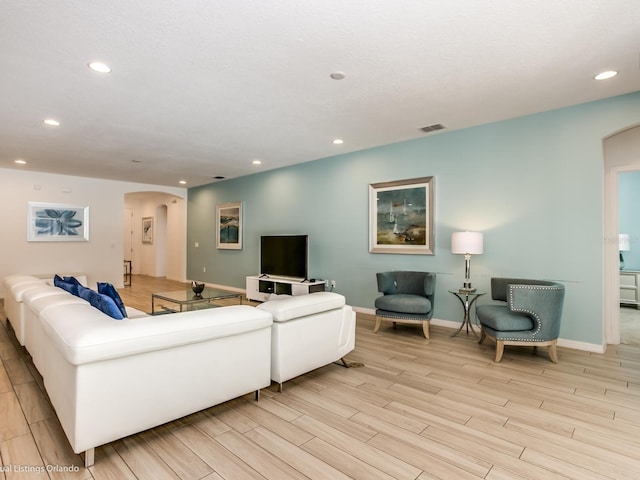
<box><xmin>1</xmin><ymin>0</ymin><xmax>639</xmax><ymax>187</ymax></box>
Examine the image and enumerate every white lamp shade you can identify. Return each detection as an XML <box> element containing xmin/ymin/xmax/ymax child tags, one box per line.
<box><xmin>619</xmin><ymin>233</ymin><xmax>631</xmax><ymax>252</ymax></box>
<box><xmin>452</xmin><ymin>231</ymin><xmax>483</xmax><ymax>255</ymax></box>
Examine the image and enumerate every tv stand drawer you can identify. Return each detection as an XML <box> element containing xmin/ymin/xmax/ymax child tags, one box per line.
<box><xmin>246</xmin><ymin>276</ymin><xmax>325</xmax><ymax>302</ymax></box>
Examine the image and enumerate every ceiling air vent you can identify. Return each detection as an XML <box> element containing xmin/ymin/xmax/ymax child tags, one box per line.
<box><xmin>420</xmin><ymin>124</ymin><xmax>446</xmax><ymax>133</ymax></box>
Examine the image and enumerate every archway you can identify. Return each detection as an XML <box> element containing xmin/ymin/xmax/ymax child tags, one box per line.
<box><xmin>123</xmin><ymin>192</ymin><xmax>186</xmax><ymax>282</ymax></box>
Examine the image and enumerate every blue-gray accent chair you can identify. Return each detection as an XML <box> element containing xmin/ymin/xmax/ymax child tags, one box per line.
<box><xmin>476</xmin><ymin>278</ymin><xmax>565</xmax><ymax>363</ymax></box>
<box><xmin>374</xmin><ymin>271</ymin><xmax>436</xmax><ymax>339</ymax></box>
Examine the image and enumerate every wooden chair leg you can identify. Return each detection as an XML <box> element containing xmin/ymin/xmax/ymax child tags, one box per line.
<box><xmin>494</xmin><ymin>340</ymin><xmax>505</xmax><ymax>363</ymax></box>
<box><xmin>373</xmin><ymin>316</ymin><xmax>382</xmax><ymax>334</ymax></box>
<box><xmin>478</xmin><ymin>329</ymin><xmax>486</xmax><ymax>344</ymax></box>
<box><xmin>548</xmin><ymin>341</ymin><xmax>559</xmax><ymax>363</ymax></box>
<box><xmin>422</xmin><ymin>321</ymin><xmax>430</xmax><ymax>339</ymax></box>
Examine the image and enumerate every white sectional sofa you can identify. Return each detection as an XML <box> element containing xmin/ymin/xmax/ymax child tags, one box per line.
<box><xmin>257</xmin><ymin>291</ymin><xmax>356</xmax><ymax>390</ymax></box>
<box><xmin>3</xmin><ymin>275</ymin><xmax>273</xmax><ymax>467</ymax></box>
<box><xmin>3</xmin><ymin>273</ymin><xmax>93</xmax><ymax>346</ymax></box>
<box><xmin>2</xmin><ymin>275</ymin><xmax>357</xmax><ymax>467</ymax></box>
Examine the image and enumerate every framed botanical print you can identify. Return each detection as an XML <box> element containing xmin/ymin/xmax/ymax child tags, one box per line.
<box><xmin>27</xmin><ymin>202</ymin><xmax>89</xmax><ymax>242</ymax></box>
<box><xmin>142</xmin><ymin>217</ymin><xmax>153</xmax><ymax>244</ymax></box>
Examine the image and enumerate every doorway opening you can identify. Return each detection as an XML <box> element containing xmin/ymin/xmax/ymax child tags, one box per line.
<box><xmin>603</xmin><ymin>124</ymin><xmax>640</xmax><ymax>346</ymax></box>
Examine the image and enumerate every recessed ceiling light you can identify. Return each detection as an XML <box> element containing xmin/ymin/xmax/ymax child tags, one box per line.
<box><xmin>594</xmin><ymin>70</ymin><xmax>617</xmax><ymax>80</ymax></box>
<box><xmin>332</xmin><ymin>138</ymin><xmax>344</xmax><ymax>145</ymax></box>
<box><xmin>14</xmin><ymin>159</ymin><xmax>27</xmax><ymax>165</ymax></box>
<box><xmin>252</xmin><ymin>159</ymin><xmax>262</xmax><ymax>165</ymax></box>
<box><xmin>330</xmin><ymin>71</ymin><xmax>346</xmax><ymax>80</ymax></box>
<box><xmin>179</xmin><ymin>180</ymin><xmax>187</xmax><ymax>185</ymax></box>
<box><xmin>88</xmin><ymin>62</ymin><xmax>111</xmax><ymax>73</ymax></box>
<box><xmin>43</xmin><ymin>119</ymin><xmax>60</xmax><ymax>126</ymax></box>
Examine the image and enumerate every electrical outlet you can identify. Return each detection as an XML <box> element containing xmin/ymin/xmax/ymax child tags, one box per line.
<box><xmin>330</xmin><ymin>280</ymin><xmax>336</xmax><ymax>289</ymax></box>
<box><xmin>203</xmin><ymin>266</ymin><xmax>206</xmax><ymax>272</ymax></box>
<box><xmin>324</xmin><ymin>280</ymin><xmax>329</xmax><ymax>287</ymax></box>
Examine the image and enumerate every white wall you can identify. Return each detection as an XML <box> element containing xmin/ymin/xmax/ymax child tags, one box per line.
<box><xmin>0</xmin><ymin>168</ymin><xmax>186</xmax><ymax>297</ymax></box>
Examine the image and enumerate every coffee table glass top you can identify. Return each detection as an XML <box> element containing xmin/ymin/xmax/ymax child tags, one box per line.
<box><xmin>151</xmin><ymin>287</ymin><xmax>243</xmax><ymax>314</ymax></box>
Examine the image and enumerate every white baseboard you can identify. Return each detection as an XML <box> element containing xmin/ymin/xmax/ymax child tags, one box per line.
<box><xmin>556</xmin><ymin>338</ymin><xmax>605</xmax><ymax>354</ymax></box>
<box><xmin>352</xmin><ymin>307</ymin><xmax>605</xmax><ymax>353</ymax></box>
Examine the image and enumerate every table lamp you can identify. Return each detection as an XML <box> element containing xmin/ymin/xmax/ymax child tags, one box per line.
<box><xmin>452</xmin><ymin>231</ymin><xmax>483</xmax><ymax>292</ymax></box>
<box><xmin>619</xmin><ymin>233</ymin><xmax>630</xmax><ymax>270</ymax></box>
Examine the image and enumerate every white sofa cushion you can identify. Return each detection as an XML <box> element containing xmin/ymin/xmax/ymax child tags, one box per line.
<box><xmin>256</xmin><ymin>291</ymin><xmax>345</xmax><ymax>322</ymax></box>
<box><xmin>4</xmin><ymin>274</ymin><xmax>42</xmax><ymax>288</ymax></box>
<box><xmin>21</xmin><ymin>285</ymin><xmax>65</xmax><ymax>304</ymax></box>
<box><xmin>28</xmin><ymin>292</ymin><xmax>88</xmax><ymax>316</ymax></box>
<box><xmin>9</xmin><ymin>279</ymin><xmax>47</xmax><ymax>301</ymax></box>
<box><xmin>40</xmin><ymin>304</ymin><xmax>273</xmax><ymax>365</ymax></box>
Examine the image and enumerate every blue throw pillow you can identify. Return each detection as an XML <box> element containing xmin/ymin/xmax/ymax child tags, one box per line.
<box><xmin>97</xmin><ymin>282</ymin><xmax>127</xmax><ymax>318</ymax></box>
<box><xmin>54</xmin><ymin>274</ymin><xmax>79</xmax><ymax>296</ymax></box>
<box><xmin>79</xmin><ymin>287</ymin><xmax>124</xmax><ymax>320</ymax></box>
<box><xmin>76</xmin><ymin>285</ymin><xmax>90</xmax><ymax>299</ymax></box>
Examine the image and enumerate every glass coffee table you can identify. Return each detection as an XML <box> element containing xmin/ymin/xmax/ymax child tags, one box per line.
<box><xmin>151</xmin><ymin>287</ymin><xmax>243</xmax><ymax>315</ymax></box>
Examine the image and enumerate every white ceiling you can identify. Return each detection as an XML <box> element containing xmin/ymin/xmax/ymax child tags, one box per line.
<box><xmin>1</xmin><ymin>0</ymin><xmax>639</xmax><ymax>187</ymax></box>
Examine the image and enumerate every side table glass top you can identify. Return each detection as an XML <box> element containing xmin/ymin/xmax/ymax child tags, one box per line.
<box><xmin>448</xmin><ymin>290</ymin><xmax>485</xmax><ymax>297</ymax></box>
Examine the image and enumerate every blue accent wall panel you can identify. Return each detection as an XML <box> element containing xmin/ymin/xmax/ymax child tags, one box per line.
<box><xmin>619</xmin><ymin>171</ymin><xmax>640</xmax><ymax>270</ymax></box>
<box><xmin>188</xmin><ymin>91</ymin><xmax>640</xmax><ymax>345</ymax></box>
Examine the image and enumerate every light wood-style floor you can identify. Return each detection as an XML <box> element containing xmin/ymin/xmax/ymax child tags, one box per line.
<box><xmin>1</xmin><ymin>275</ymin><xmax>640</xmax><ymax>479</ymax></box>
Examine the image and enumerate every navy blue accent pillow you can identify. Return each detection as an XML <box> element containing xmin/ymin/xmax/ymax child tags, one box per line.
<box><xmin>63</xmin><ymin>276</ymin><xmax>82</xmax><ymax>286</ymax></box>
<box><xmin>79</xmin><ymin>287</ymin><xmax>124</xmax><ymax>320</ymax></box>
<box><xmin>54</xmin><ymin>274</ymin><xmax>79</xmax><ymax>296</ymax></box>
<box><xmin>76</xmin><ymin>285</ymin><xmax>90</xmax><ymax>299</ymax></box>
<box><xmin>97</xmin><ymin>282</ymin><xmax>127</xmax><ymax>318</ymax></box>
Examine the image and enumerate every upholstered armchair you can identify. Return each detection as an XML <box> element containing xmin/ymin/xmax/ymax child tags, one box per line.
<box><xmin>374</xmin><ymin>271</ymin><xmax>436</xmax><ymax>339</ymax></box>
<box><xmin>476</xmin><ymin>278</ymin><xmax>565</xmax><ymax>363</ymax></box>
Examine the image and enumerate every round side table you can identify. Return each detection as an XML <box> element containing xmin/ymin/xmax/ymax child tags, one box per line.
<box><xmin>449</xmin><ymin>290</ymin><xmax>485</xmax><ymax>338</ymax></box>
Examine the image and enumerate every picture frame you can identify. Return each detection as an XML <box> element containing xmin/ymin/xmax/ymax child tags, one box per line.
<box><xmin>216</xmin><ymin>201</ymin><xmax>243</xmax><ymax>250</ymax></box>
<box><xmin>142</xmin><ymin>217</ymin><xmax>153</xmax><ymax>244</ymax></box>
<box><xmin>369</xmin><ymin>176</ymin><xmax>434</xmax><ymax>255</ymax></box>
<box><xmin>27</xmin><ymin>202</ymin><xmax>89</xmax><ymax>242</ymax></box>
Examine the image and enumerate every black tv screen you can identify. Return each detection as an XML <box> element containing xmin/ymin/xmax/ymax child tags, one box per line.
<box><xmin>260</xmin><ymin>235</ymin><xmax>308</xmax><ymax>279</ymax></box>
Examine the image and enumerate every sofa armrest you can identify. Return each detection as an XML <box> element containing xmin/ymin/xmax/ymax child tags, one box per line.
<box><xmin>256</xmin><ymin>292</ymin><xmax>345</xmax><ymax>322</ymax></box>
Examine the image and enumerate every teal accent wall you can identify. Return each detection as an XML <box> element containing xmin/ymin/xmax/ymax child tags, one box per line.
<box><xmin>188</xmin><ymin>91</ymin><xmax>640</xmax><ymax>346</ymax></box>
<box><xmin>619</xmin><ymin>171</ymin><xmax>640</xmax><ymax>270</ymax></box>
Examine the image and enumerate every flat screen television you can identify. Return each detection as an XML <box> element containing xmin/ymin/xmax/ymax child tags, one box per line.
<box><xmin>260</xmin><ymin>235</ymin><xmax>308</xmax><ymax>280</ymax></box>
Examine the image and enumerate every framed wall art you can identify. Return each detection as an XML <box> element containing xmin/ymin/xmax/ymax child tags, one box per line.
<box><xmin>216</xmin><ymin>201</ymin><xmax>243</xmax><ymax>250</ymax></box>
<box><xmin>27</xmin><ymin>202</ymin><xmax>89</xmax><ymax>242</ymax></box>
<box><xmin>369</xmin><ymin>176</ymin><xmax>434</xmax><ymax>255</ymax></box>
<box><xmin>142</xmin><ymin>217</ymin><xmax>153</xmax><ymax>244</ymax></box>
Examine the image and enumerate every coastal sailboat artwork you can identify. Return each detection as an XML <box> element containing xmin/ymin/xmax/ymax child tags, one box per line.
<box><xmin>369</xmin><ymin>177</ymin><xmax>434</xmax><ymax>255</ymax></box>
<box><xmin>378</xmin><ymin>188</ymin><xmax>426</xmax><ymax>245</ymax></box>
<box><xmin>216</xmin><ymin>202</ymin><xmax>243</xmax><ymax>250</ymax></box>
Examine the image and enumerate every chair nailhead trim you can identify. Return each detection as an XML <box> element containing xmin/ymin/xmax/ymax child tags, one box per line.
<box><xmin>507</xmin><ymin>284</ymin><xmax>562</xmax><ymax>338</ymax></box>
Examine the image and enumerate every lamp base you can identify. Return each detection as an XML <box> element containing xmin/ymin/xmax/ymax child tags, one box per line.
<box><xmin>458</xmin><ymin>287</ymin><xmax>477</xmax><ymax>293</ymax></box>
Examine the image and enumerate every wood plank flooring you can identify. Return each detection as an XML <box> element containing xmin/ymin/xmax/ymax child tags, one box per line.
<box><xmin>0</xmin><ymin>275</ymin><xmax>639</xmax><ymax>479</ymax></box>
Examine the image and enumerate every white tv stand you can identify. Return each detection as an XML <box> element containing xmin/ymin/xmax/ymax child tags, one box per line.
<box><xmin>245</xmin><ymin>275</ymin><xmax>326</xmax><ymax>302</ymax></box>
